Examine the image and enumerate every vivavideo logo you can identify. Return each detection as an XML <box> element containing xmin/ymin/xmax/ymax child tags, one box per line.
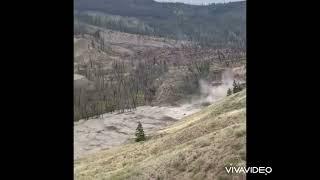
<box><xmin>225</xmin><ymin>165</ymin><xmax>272</xmax><ymax>175</ymax></box>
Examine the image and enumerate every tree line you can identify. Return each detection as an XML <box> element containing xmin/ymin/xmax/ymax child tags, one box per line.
<box><xmin>74</xmin><ymin>49</ymin><xmax>169</xmax><ymax>121</ymax></box>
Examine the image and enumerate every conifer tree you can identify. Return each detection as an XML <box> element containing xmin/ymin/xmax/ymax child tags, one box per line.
<box><xmin>135</xmin><ymin>121</ymin><xmax>146</xmax><ymax>142</ymax></box>
<box><xmin>227</xmin><ymin>88</ymin><xmax>232</xmax><ymax>96</ymax></box>
<box><xmin>233</xmin><ymin>80</ymin><xmax>238</xmax><ymax>93</ymax></box>
<box><xmin>232</xmin><ymin>80</ymin><xmax>243</xmax><ymax>94</ymax></box>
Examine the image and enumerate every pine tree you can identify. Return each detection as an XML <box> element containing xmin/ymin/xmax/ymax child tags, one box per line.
<box><xmin>227</xmin><ymin>88</ymin><xmax>232</xmax><ymax>96</ymax></box>
<box><xmin>135</xmin><ymin>121</ymin><xmax>146</xmax><ymax>142</ymax></box>
<box><xmin>232</xmin><ymin>80</ymin><xmax>243</xmax><ymax>94</ymax></box>
<box><xmin>232</xmin><ymin>80</ymin><xmax>237</xmax><ymax>93</ymax></box>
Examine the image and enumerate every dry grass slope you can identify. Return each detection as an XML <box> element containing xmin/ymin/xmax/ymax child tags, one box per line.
<box><xmin>75</xmin><ymin>89</ymin><xmax>246</xmax><ymax>180</ymax></box>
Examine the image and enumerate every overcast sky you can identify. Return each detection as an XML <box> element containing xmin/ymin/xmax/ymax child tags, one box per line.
<box><xmin>155</xmin><ymin>0</ymin><xmax>245</xmax><ymax>5</ymax></box>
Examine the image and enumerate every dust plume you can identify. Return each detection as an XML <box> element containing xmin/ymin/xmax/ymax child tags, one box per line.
<box><xmin>194</xmin><ymin>68</ymin><xmax>235</xmax><ymax>106</ymax></box>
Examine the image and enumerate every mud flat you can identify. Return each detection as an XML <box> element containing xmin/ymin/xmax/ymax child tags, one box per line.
<box><xmin>74</xmin><ymin>104</ymin><xmax>201</xmax><ymax>160</ymax></box>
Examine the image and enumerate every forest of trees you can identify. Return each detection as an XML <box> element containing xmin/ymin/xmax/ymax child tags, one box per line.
<box><xmin>74</xmin><ymin>59</ymin><xmax>169</xmax><ymax>121</ymax></box>
<box><xmin>74</xmin><ymin>33</ymin><xmax>170</xmax><ymax>121</ymax></box>
<box><xmin>74</xmin><ymin>0</ymin><xmax>246</xmax><ymax>121</ymax></box>
<box><xmin>74</xmin><ymin>27</ymin><xmax>246</xmax><ymax>121</ymax></box>
<box><xmin>74</xmin><ymin>0</ymin><xmax>246</xmax><ymax>48</ymax></box>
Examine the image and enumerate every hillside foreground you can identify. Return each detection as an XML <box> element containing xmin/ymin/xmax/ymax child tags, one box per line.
<box><xmin>75</xmin><ymin>89</ymin><xmax>246</xmax><ymax>180</ymax></box>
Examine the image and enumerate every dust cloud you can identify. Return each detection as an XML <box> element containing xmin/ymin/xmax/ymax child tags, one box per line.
<box><xmin>193</xmin><ymin>68</ymin><xmax>234</xmax><ymax>105</ymax></box>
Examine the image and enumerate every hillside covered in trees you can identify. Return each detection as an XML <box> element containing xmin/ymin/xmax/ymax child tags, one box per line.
<box><xmin>74</xmin><ymin>29</ymin><xmax>245</xmax><ymax>121</ymax></box>
<box><xmin>74</xmin><ymin>1</ymin><xmax>246</xmax><ymax>179</ymax></box>
<box><xmin>74</xmin><ymin>0</ymin><xmax>246</xmax><ymax>48</ymax></box>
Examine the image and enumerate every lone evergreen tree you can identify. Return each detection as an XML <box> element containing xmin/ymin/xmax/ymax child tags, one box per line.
<box><xmin>232</xmin><ymin>80</ymin><xmax>240</xmax><ymax>93</ymax></box>
<box><xmin>227</xmin><ymin>88</ymin><xmax>232</xmax><ymax>96</ymax></box>
<box><xmin>233</xmin><ymin>80</ymin><xmax>238</xmax><ymax>93</ymax></box>
<box><xmin>232</xmin><ymin>80</ymin><xmax>243</xmax><ymax>94</ymax></box>
<box><xmin>135</xmin><ymin>121</ymin><xmax>146</xmax><ymax>142</ymax></box>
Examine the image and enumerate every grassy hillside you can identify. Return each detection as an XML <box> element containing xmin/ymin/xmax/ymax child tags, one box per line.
<box><xmin>74</xmin><ymin>0</ymin><xmax>246</xmax><ymax>48</ymax></box>
<box><xmin>74</xmin><ymin>89</ymin><xmax>246</xmax><ymax>180</ymax></box>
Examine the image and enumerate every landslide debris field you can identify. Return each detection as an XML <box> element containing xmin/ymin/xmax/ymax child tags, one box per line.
<box><xmin>75</xmin><ymin>90</ymin><xmax>246</xmax><ymax>180</ymax></box>
<box><xmin>74</xmin><ymin>104</ymin><xmax>200</xmax><ymax>159</ymax></box>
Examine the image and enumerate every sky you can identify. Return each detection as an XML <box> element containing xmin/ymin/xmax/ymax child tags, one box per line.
<box><xmin>155</xmin><ymin>0</ymin><xmax>245</xmax><ymax>5</ymax></box>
